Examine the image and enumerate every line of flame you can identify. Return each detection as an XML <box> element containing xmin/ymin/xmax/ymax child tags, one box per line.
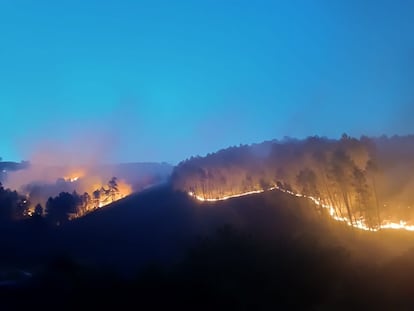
<box><xmin>188</xmin><ymin>187</ymin><xmax>414</xmax><ymax>232</ymax></box>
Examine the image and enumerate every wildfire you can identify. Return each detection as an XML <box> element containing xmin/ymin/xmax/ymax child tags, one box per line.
<box><xmin>29</xmin><ymin>172</ymin><xmax>133</xmax><ymax>220</ymax></box>
<box><xmin>188</xmin><ymin>189</ymin><xmax>268</xmax><ymax>201</ymax></box>
<box><xmin>188</xmin><ymin>186</ymin><xmax>414</xmax><ymax>232</ymax></box>
<box><xmin>63</xmin><ymin>169</ymin><xmax>85</xmax><ymax>183</ymax></box>
<box><xmin>72</xmin><ymin>178</ymin><xmax>132</xmax><ymax>219</ymax></box>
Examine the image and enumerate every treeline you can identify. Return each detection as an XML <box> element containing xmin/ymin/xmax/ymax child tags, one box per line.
<box><xmin>0</xmin><ymin>182</ymin><xmax>30</xmax><ymax>222</ymax></box>
<box><xmin>44</xmin><ymin>176</ymin><xmax>121</xmax><ymax>225</ymax></box>
<box><xmin>172</xmin><ymin>134</ymin><xmax>414</xmax><ymax>229</ymax></box>
<box><xmin>0</xmin><ymin>177</ymin><xmax>121</xmax><ymax>225</ymax></box>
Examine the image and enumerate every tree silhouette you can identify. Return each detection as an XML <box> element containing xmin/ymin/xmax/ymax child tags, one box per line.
<box><xmin>366</xmin><ymin>159</ymin><xmax>381</xmax><ymax>227</ymax></box>
<box><xmin>108</xmin><ymin>177</ymin><xmax>119</xmax><ymax>202</ymax></box>
<box><xmin>46</xmin><ymin>192</ymin><xmax>79</xmax><ymax>226</ymax></box>
<box><xmin>297</xmin><ymin>168</ymin><xmax>318</xmax><ymax>198</ymax></box>
<box><xmin>93</xmin><ymin>189</ymin><xmax>101</xmax><ymax>208</ymax></box>
<box><xmin>79</xmin><ymin>192</ymin><xmax>91</xmax><ymax>215</ymax></box>
<box><xmin>34</xmin><ymin>203</ymin><xmax>43</xmax><ymax>216</ymax></box>
<box><xmin>0</xmin><ymin>182</ymin><xmax>25</xmax><ymax>222</ymax></box>
<box><xmin>352</xmin><ymin>167</ymin><xmax>373</xmax><ymax>228</ymax></box>
<box><xmin>330</xmin><ymin>149</ymin><xmax>355</xmax><ymax>225</ymax></box>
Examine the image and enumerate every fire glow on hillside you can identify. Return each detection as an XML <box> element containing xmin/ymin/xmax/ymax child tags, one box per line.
<box><xmin>188</xmin><ymin>187</ymin><xmax>414</xmax><ymax>232</ymax></box>
<box><xmin>68</xmin><ymin>175</ymin><xmax>132</xmax><ymax>219</ymax></box>
<box><xmin>24</xmin><ymin>173</ymin><xmax>133</xmax><ymax>220</ymax></box>
<box><xmin>65</xmin><ymin>176</ymin><xmax>80</xmax><ymax>182</ymax></box>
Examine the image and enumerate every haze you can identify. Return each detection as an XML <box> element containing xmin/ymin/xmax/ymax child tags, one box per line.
<box><xmin>1</xmin><ymin>0</ymin><xmax>413</xmax><ymax>163</ymax></box>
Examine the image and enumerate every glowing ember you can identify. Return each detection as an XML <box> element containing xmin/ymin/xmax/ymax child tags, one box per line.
<box><xmin>188</xmin><ymin>186</ymin><xmax>414</xmax><ymax>232</ymax></box>
<box><xmin>64</xmin><ymin>171</ymin><xmax>84</xmax><ymax>182</ymax></box>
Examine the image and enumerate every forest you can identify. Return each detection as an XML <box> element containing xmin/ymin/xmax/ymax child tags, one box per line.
<box><xmin>172</xmin><ymin>134</ymin><xmax>414</xmax><ymax>230</ymax></box>
<box><xmin>0</xmin><ymin>177</ymin><xmax>123</xmax><ymax>225</ymax></box>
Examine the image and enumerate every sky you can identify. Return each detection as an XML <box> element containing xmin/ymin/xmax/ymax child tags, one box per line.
<box><xmin>1</xmin><ymin>0</ymin><xmax>413</xmax><ymax>164</ymax></box>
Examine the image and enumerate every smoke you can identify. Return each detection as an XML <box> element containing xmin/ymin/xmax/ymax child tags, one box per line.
<box><xmin>1</xmin><ymin>114</ymin><xmax>132</xmax><ymax>209</ymax></box>
<box><xmin>4</xmin><ymin>112</ymin><xmax>172</xmax><ymax>209</ymax></box>
<box><xmin>5</xmin><ymin>104</ymin><xmax>128</xmax><ymax>187</ymax></box>
<box><xmin>8</xmin><ymin>134</ymin><xmax>112</xmax><ymax>190</ymax></box>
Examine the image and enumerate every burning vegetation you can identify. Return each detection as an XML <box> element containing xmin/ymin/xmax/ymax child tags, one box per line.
<box><xmin>0</xmin><ymin>174</ymin><xmax>131</xmax><ymax>225</ymax></box>
<box><xmin>44</xmin><ymin>176</ymin><xmax>132</xmax><ymax>224</ymax></box>
<box><xmin>0</xmin><ymin>159</ymin><xmax>171</xmax><ymax>225</ymax></box>
<box><xmin>174</xmin><ymin>135</ymin><xmax>414</xmax><ymax>232</ymax></box>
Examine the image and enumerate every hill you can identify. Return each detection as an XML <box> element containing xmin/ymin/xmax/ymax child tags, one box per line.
<box><xmin>3</xmin><ymin>184</ymin><xmax>414</xmax><ymax>308</ymax></box>
<box><xmin>3</xmin><ymin>182</ymin><xmax>413</xmax><ymax>272</ymax></box>
<box><xmin>0</xmin><ymin>184</ymin><xmax>334</xmax><ymax>269</ymax></box>
<box><xmin>63</xmin><ymin>183</ymin><xmax>414</xmax><ymax>267</ymax></box>
<box><xmin>172</xmin><ymin>135</ymin><xmax>414</xmax><ymax>230</ymax></box>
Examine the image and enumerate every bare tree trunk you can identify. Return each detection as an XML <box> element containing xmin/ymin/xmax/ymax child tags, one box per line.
<box><xmin>342</xmin><ymin>191</ymin><xmax>354</xmax><ymax>226</ymax></box>
<box><xmin>321</xmin><ymin>172</ymin><xmax>341</xmax><ymax>219</ymax></box>
<box><xmin>371</xmin><ymin>177</ymin><xmax>381</xmax><ymax>228</ymax></box>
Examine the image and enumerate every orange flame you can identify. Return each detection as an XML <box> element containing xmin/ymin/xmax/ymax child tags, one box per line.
<box><xmin>188</xmin><ymin>186</ymin><xmax>414</xmax><ymax>232</ymax></box>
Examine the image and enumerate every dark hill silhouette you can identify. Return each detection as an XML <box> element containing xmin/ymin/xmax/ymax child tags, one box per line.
<box><xmin>58</xmin><ymin>184</ymin><xmax>329</xmax><ymax>273</ymax></box>
<box><xmin>0</xmin><ymin>183</ymin><xmax>348</xmax><ymax>272</ymax></box>
<box><xmin>3</xmin><ymin>182</ymin><xmax>411</xmax><ymax>274</ymax></box>
<box><xmin>3</xmin><ymin>185</ymin><xmax>414</xmax><ymax>309</ymax></box>
<box><xmin>3</xmin><ymin>184</ymin><xmax>414</xmax><ymax>308</ymax></box>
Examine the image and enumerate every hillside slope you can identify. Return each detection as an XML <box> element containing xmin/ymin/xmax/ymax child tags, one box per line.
<box><xmin>3</xmin><ymin>183</ymin><xmax>414</xmax><ymax>275</ymax></box>
<box><xmin>55</xmin><ymin>184</ymin><xmax>337</xmax><ymax>272</ymax></box>
<box><xmin>4</xmin><ymin>185</ymin><xmax>414</xmax><ymax>309</ymax></box>
<box><xmin>56</xmin><ymin>184</ymin><xmax>414</xmax><ymax>273</ymax></box>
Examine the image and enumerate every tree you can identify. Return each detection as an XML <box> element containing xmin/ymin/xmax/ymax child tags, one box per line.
<box><xmin>108</xmin><ymin>177</ymin><xmax>119</xmax><ymax>202</ymax></box>
<box><xmin>16</xmin><ymin>197</ymin><xmax>30</xmax><ymax>219</ymax></box>
<box><xmin>0</xmin><ymin>183</ymin><xmax>22</xmax><ymax>222</ymax></box>
<box><xmin>296</xmin><ymin>168</ymin><xmax>318</xmax><ymax>198</ymax></box>
<box><xmin>352</xmin><ymin>167</ymin><xmax>374</xmax><ymax>228</ymax></box>
<box><xmin>46</xmin><ymin>192</ymin><xmax>79</xmax><ymax>226</ymax></box>
<box><xmin>79</xmin><ymin>192</ymin><xmax>91</xmax><ymax>215</ymax></box>
<box><xmin>93</xmin><ymin>189</ymin><xmax>101</xmax><ymax>208</ymax></box>
<box><xmin>330</xmin><ymin>149</ymin><xmax>355</xmax><ymax>226</ymax></box>
<box><xmin>366</xmin><ymin>159</ymin><xmax>381</xmax><ymax>227</ymax></box>
<box><xmin>34</xmin><ymin>204</ymin><xmax>43</xmax><ymax>217</ymax></box>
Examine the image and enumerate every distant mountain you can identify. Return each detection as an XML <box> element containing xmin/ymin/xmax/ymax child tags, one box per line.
<box><xmin>0</xmin><ymin>161</ymin><xmax>30</xmax><ymax>171</ymax></box>
<box><xmin>0</xmin><ymin>161</ymin><xmax>29</xmax><ymax>182</ymax></box>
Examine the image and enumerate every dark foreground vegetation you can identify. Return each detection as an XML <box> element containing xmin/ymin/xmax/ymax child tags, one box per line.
<box><xmin>2</xmin><ymin>226</ymin><xmax>414</xmax><ymax>310</ymax></box>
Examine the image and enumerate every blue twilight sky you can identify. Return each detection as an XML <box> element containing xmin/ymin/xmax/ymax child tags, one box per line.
<box><xmin>1</xmin><ymin>0</ymin><xmax>413</xmax><ymax>164</ymax></box>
